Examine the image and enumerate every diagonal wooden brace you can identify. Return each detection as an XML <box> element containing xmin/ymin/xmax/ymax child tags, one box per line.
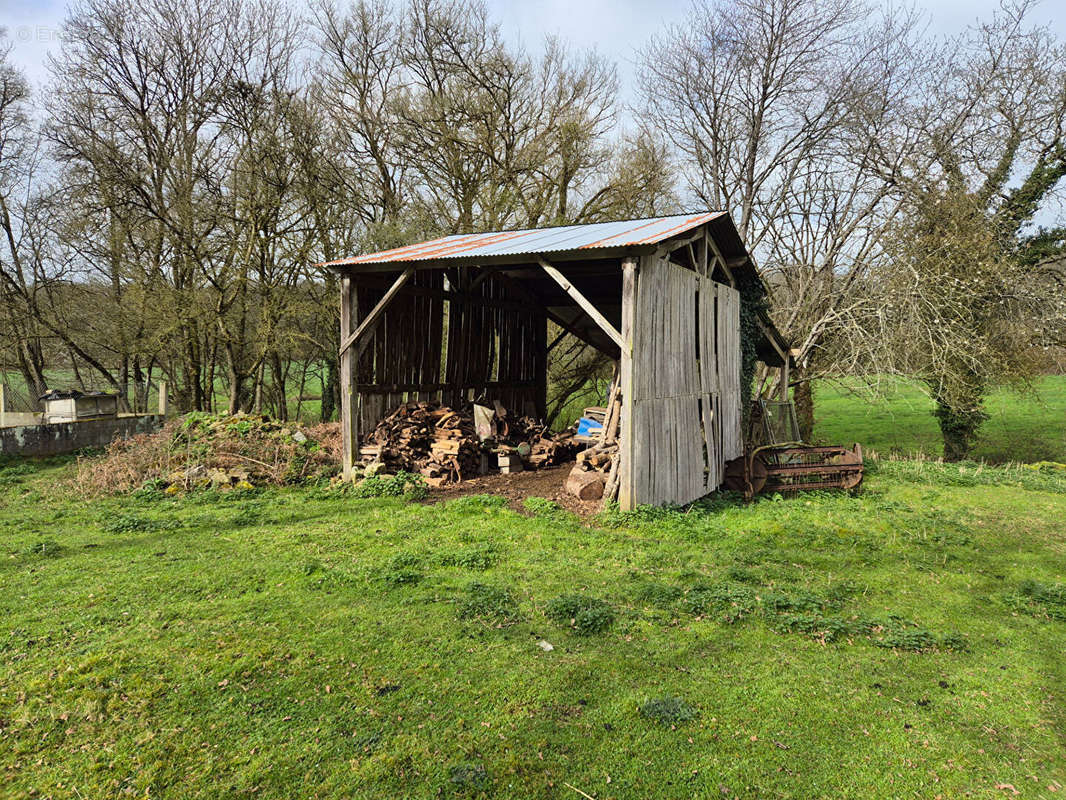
<box><xmin>537</xmin><ymin>258</ymin><xmax>625</xmax><ymax>351</ymax></box>
<box><xmin>338</xmin><ymin>267</ymin><xmax>415</xmax><ymax>357</ymax></box>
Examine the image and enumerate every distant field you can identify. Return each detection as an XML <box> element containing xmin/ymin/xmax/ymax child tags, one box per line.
<box><xmin>814</xmin><ymin>375</ymin><xmax>1066</xmax><ymax>464</ymax></box>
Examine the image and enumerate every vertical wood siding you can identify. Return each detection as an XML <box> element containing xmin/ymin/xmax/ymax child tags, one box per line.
<box><xmin>626</xmin><ymin>255</ymin><xmax>742</xmax><ymax>507</ymax></box>
<box><xmin>353</xmin><ymin>269</ymin><xmax>547</xmax><ymax>433</ymax></box>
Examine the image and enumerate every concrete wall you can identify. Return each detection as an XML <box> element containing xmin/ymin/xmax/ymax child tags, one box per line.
<box><xmin>0</xmin><ymin>412</ymin><xmax>42</xmax><ymax>428</ymax></box>
<box><xmin>0</xmin><ymin>415</ymin><xmax>163</xmax><ymax>457</ymax></box>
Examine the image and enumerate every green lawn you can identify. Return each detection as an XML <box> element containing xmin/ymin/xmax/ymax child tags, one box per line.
<box><xmin>2</xmin><ymin>456</ymin><xmax>1065</xmax><ymax>798</ymax></box>
<box><xmin>814</xmin><ymin>375</ymin><xmax>1066</xmax><ymax>463</ymax></box>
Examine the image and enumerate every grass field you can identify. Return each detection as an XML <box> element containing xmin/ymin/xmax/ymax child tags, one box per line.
<box><xmin>2</xmin><ymin>452</ymin><xmax>1065</xmax><ymax>798</ymax></box>
<box><xmin>813</xmin><ymin>375</ymin><xmax>1066</xmax><ymax>464</ymax></box>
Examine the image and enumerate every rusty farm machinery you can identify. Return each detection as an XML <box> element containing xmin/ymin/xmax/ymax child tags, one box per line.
<box><xmin>723</xmin><ymin>399</ymin><xmax>864</xmax><ymax>499</ymax></box>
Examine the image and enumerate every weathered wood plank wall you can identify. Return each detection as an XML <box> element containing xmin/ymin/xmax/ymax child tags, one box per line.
<box><xmin>623</xmin><ymin>254</ymin><xmax>742</xmax><ymax>508</ymax></box>
<box><xmin>352</xmin><ymin>268</ymin><xmax>546</xmax><ymax>433</ymax></box>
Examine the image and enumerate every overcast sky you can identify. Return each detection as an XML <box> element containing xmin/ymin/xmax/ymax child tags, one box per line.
<box><xmin>3</xmin><ymin>0</ymin><xmax>1066</xmax><ymax>98</ymax></box>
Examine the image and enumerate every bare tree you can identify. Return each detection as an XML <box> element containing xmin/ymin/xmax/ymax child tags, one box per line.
<box><xmin>0</xmin><ymin>37</ymin><xmax>48</xmax><ymax>401</ymax></box>
<box><xmin>639</xmin><ymin>0</ymin><xmax>923</xmax><ymax>436</ymax></box>
<box><xmin>851</xmin><ymin>0</ymin><xmax>1066</xmax><ymax>459</ymax></box>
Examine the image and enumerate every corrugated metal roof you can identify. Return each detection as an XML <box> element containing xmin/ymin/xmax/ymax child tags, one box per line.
<box><xmin>320</xmin><ymin>211</ymin><xmax>725</xmax><ymax>267</ymax></box>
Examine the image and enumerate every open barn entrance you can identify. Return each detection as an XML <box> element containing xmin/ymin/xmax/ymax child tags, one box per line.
<box><xmin>323</xmin><ymin>213</ymin><xmax>790</xmax><ymax>510</ymax></box>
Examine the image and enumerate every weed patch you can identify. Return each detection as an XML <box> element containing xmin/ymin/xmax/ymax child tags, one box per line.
<box><xmin>640</xmin><ymin>696</ymin><xmax>699</xmax><ymax>726</ymax></box>
<box><xmin>379</xmin><ymin>553</ymin><xmax>425</xmax><ymax>587</ymax></box>
<box><xmin>458</xmin><ymin>582</ymin><xmax>521</xmax><ymax>626</ymax></box>
<box><xmin>440</xmin><ymin>544</ymin><xmax>499</xmax><ymax>571</ymax></box>
<box><xmin>681</xmin><ymin>583</ymin><xmax>758</xmax><ymax>622</ymax></box>
<box><xmin>635</xmin><ymin>582</ymin><xmax>683</xmax><ymax>608</ymax></box>
<box><xmin>101</xmin><ymin>515</ymin><xmax>183</xmax><ymax>534</ymax></box>
<box><xmin>447</xmin><ymin>762</ymin><xmax>492</xmax><ymax>795</ymax></box>
<box><xmin>647</xmin><ymin>579</ymin><xmax>967</xmax><ymax>650</ymax></box>
<box><xmin>522</xmin><ymin>496</ymin><xmax>566</xmax><ymax>519</ymax></box>
<box><xmin>444</xmin><ymin>494</ymin><xmax>508</xmax><ymax>513</ymax></box>
<box><xmin>23</xmin><ymin>539</ymin><xmax>66</xmax><ymax>558</ymax></box>
<box><xmin>1005</xmin><ymin>580</ymin><xmax>1066</xmax><ymax>621</ymax></box>
<box><xmin>353</xmin><ymin>471</ymin><xmax>426</xmax><ymax>500</ymax></box>
<box><xmin>545</xmin><ymin>594</ymin><xmax>614</xmax><ymax>634</ymax></box>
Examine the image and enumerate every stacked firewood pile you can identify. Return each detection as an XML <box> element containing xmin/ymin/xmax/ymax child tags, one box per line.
<box><xmin>359</xmin><ymin>401</ymin><xmax>576</xmax><ymax>485</ymax></box>
<box><xmin>565</xmin><ymin>378</ymin><xmax>622</xmax><ymax>502</ymax></box>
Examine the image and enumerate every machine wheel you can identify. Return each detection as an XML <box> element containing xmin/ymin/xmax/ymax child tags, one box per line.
<box><xmin>723</xmin><ymin>454</ymin><xmax>768</xmax><ymax>496</ymax></box>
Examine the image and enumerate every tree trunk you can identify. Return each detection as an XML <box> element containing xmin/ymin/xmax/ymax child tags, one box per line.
<box><xmin>69</xmin><ymin>348</ymin><xmax>86</xmax><ymax>391</ymax></box>
<box><xmin>253</xmin><ymin>360</ymin><xmax>265</xmax><ymax>414</ymax></box>
<box><xmin>321</xmin><ymin>357</ymin><xmax>338</xmax><ymax>422</ymax></box>
<box><xmin>934</xmin><ymin>396</ymin><xmax>988</xmax><ymax>462</ymax></box>
<box><xmin>133</xmin><ymin>356</ymin><xmax>146</xmax><ymax>413</ymax></box>
<box><xmin>793</xmin><ymin>376</ymin><xmax>815</xmax><ymax>442</ymax></box>
<box><xmin>17</xmin><ymin>338</ymin><xmax>48</xmax><ymax>405</ymax></box>
<box><xmin>118</xmin><ymin>356</ymin><xmax>132</xmax><ymax>412</ymax></box>
<box><xmin>271</xmin><ymin>351</ymin><xmax>288</xmax><ymax>421</ymax></box>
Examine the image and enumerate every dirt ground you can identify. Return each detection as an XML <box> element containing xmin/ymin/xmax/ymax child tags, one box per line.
<box><xmin>427</xmin><ymin>462</ymin><xmax>604</xmax><ymax>517</ymax></box>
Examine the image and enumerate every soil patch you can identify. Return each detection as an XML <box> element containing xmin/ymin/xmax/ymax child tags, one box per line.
<box><xmin>427</xmin><ymin>463</ymin><xmax>603</xmax><ymax>518</ymax></box>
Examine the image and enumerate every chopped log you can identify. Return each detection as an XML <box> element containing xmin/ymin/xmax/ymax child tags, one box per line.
<box><xmin>566</xmin><ymin>466</ymin><xmax>605</xmax><ymax>500</ymax></box>
<box><xmin>359</xmin><ymin>399</ymin><xmax>576</xmax><ymax>485</ymax></box>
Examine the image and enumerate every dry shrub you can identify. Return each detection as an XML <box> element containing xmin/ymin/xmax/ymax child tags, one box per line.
<box><xmin>307</xmin><ymin>422</ymin><xmax>342</xmax><ymax>462</ymax></box>
<box><xmin>76</xmin><ymin>424</ymin><xmax>179</xmax><ymax>495</ymax></box>
<box><xmin>76</xmin><ymin>415</ymin><xmax>342</xmax><ymax>496</ymax></box>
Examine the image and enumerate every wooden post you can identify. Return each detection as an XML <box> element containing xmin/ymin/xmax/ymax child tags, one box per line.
<box><xmin>617</xmin><ymin>257</ymin><xmax>638</xmax><ymax>511</ymax></box>
<box><xmin>779</xmin><ymin>358</ymin><xmax>790</xmax><ymax>402</ymax></box>
<box><xmin>339</xmin><ymin>274</ymin><xmax>360</xmax><ymax>480</ymax></box>
<box><xmin>0</xmin><ymin>383</ymin><xmax>6</xmax><ymax>428</ymax></box>
<box><xmin>158</xmin><ymin>381</ymin><xmax>168</xmax><ymax>417</ymax></box>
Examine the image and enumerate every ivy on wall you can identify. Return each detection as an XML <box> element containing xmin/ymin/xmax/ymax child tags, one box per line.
<box><xmin>735</xmin><ymin>269</ymin><xmax>770</xmax><ymax>429</ymax></box>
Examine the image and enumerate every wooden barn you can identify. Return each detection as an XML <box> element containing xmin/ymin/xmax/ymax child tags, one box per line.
<box><xmin>322</xmin><ymin>212</ymin><xmax>791</xmax><ymax>510</ymax></box>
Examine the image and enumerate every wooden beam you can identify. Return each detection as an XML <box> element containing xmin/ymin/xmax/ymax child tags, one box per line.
<box><xmin>320</xmin><ymin>244</ymin><xmax>659</xmax><ymax>275</ymax></box>
<box><xmin>780</xmin><ymin>358</ymin><xmax>790</xmax><ymax>402</ymax></box>
<box><xmin>755</xmin><ymin>317</ymin><xmax>790</xmax><ymax>370</ymax></box>
<box><xmin>339</xmin><ymin>275</ymin><xmax>359</xmax><ymax>480</ymax></box>
<box><xmin>655</xmin><ymin>228</ymin><xmax>705</xmax><ymax>260</ymax></box>
<box><xmin>617</xmin><ymin>257</ymin><xmax>637</xmax><ymax>511</ymax></box>
<box><xmin>704</xmin><ymin>232</ymin><xmax>735</xmax><ymax>287</ymax></box>
<box><xmin>547</xmin><ymin>326</ymin><xmax>568</xmax><ymax>354</ymax></box>
<box><xmin>338</xmin><ymin>267</ymin><xmax>414</xmax><ymax>357</ymax></box>
<box><xmin>538</xmin><ymin>258</ymin><xmax>625</xmax><ymax>350</ymax></box>
<box><xmin>467</xmin><ymin>267</ymin><xmax>497</xmax><ymax>292</ymax></box>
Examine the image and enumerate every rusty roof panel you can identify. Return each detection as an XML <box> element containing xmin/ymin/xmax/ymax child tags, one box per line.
<box><xmin>319</xmin><ymin>212</ymin><xmax>725</xmax><ymax>268</ymax></box>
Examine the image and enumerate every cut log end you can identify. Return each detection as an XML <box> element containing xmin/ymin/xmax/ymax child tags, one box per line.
<box><xmin>566</xmin><ymin>466</ymin><xmax>605</xmax><ymax>500</ymax></box>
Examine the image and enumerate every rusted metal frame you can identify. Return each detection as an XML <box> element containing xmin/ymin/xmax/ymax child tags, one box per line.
<box><xmin>339</xmin><ymin>266</ymin><xmax>415</xmax><ymax>357</ymax></box>
<box><xmin>538</xmin><ymin>258</ymin><xmax>625</xmax><ymax>351</ymax></box>
<box><xmin>766</xmin><ymin>467</ymin><xmax>863</xmax><ymax>479</ymax></box>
